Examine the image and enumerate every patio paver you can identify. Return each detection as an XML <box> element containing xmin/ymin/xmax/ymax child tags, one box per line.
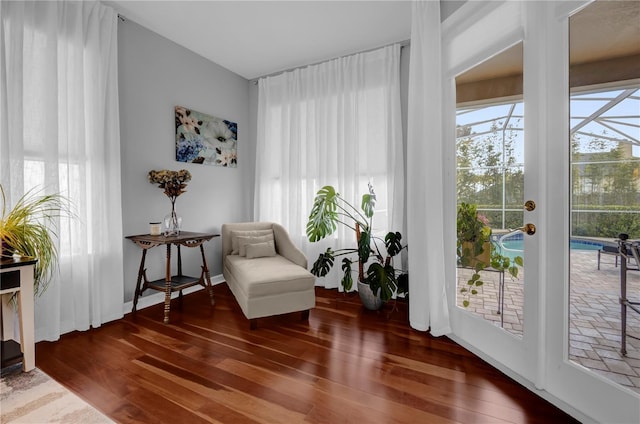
<box><xmin>457</xmin><ymin>249</ymin><xmax>640</xmax><ymax>393</ymax></box>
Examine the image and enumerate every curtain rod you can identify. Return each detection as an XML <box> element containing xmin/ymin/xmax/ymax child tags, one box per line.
<box><xmin>250</xmin><ymin>39</ymin><xmax>410</xmax><ymax>85</ymax></box>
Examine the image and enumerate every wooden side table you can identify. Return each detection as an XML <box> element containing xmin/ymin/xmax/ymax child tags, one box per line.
<box><xmin>1</xmin><ymin>257</ymin><xmax>36</xmax><ymax>371</ymax></box>
<box><xmin>126</xmin><ymin>231</ymin><xmax>219</xmax><ymax>324</ymax></box>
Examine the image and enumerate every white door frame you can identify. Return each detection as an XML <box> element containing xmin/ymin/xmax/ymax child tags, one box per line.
<box><xmin>443</xmin><ymin>0</ymin><xmax>536</xmax><ymax>381</ymax></box>
<box><xmin>443</xmin><ymin>2</ymin><xmax>640</xmax><ymax>423</ymax></box>
<box><xmin>543</xmin><ymin>1</ymin><xmax>640</xmax><ymax>421</ymax></box>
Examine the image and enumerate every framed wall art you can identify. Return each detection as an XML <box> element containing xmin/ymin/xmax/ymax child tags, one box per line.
<box><xmin>175</xmin><ymin>105</ymin><xmax>237</xmax><ymax>167</ymax></box>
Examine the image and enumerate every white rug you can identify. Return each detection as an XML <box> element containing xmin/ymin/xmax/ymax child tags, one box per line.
<box><xmin>1</xmin><ymin>364</ymin><xmax>114</xmax><ymax>424</ymax></box>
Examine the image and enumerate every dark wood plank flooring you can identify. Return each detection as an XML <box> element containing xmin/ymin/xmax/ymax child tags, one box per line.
<box><xmin>35</xmin><ymin>284</ymin><xmax>579</xmax><ymax>423</ymax></box>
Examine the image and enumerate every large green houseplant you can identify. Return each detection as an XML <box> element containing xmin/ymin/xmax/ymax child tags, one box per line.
<box><xmin>306</xmin><ymin>184</ymin><xmax>408</xmax><ymax>308</ymax></box>
<box><xmin>0</xmin><ymin>185</ymin><xmax>70</xmax><ymax>296</ymax></box>
<box><xmin>457</xmin><ymin>202</ymin><xmax>522</xmax><ymax>307</ymax></box>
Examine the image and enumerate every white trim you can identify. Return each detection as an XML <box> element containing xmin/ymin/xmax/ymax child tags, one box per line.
<box><xmin>122</xmin><ymin>274</ymin><xmax>225</xmax><ymax>314</ymax></box>
<box><xmin>445</xmin><ymin>1</ymin><xmax>524</xmax><ymax>79</ymax></box>
<box><xmin>523</xmin><ymin>0</ymin><xmax>547</xmax><ymax>391</ymax></box>
<box><xmin>555</xmin><ymin>0</ymin><xmax>592</xmax><ymax>19</ymax></box>
<box><xmin>442</xmin><ymin>0</ymin><xmax>503</xmax><ymax>40</ymax></box>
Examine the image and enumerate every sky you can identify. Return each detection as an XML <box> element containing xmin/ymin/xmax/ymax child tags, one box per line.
<box><xmin>457</xmin><ymin>87</ymin><xmax>640</xmax><ymax>159</ymax></box>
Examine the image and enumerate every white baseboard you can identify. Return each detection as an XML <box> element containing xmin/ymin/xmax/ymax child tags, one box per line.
<box><xmin>122</xmin><ymin>274</ymin><xmax>225</xmax><ymax>314</ymax></box>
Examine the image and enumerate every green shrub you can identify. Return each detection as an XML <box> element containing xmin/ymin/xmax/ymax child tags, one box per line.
<box><xmin>572</xmin><ymin>207</ymin><xmax>639</xmax><ymax>238</ymax></box>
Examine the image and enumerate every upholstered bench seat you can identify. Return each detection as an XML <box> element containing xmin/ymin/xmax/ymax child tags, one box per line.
<box><xmin>222</xmin><ymin>222</ymin><xmax>316</xmax><ymax>328</ymax></box>
<box><xmin>225</xmin><ymin>254</ymin><xmax>315</xmax><ymax>298</ymax></box>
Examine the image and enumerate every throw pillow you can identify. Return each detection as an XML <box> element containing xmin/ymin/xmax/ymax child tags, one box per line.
<box><xmin>236</xmin><ymin>234</ymin><xmax>275</xmax><ymax>256</ymax></box>
<box><xmin>230</xmin><ymin>229</ymin><xmax>273</xmax><ymax>254</ymax></box>
<box><xmin>245</xmin><ymin>241</ymin><xmax>277</xmax><ymax>259</ymax></box>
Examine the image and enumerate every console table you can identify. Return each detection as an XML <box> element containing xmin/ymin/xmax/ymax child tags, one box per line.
<box><xmin>1</xmin><ymin>257</ymin><xmax>36</xmax><ymax>371</ymax></box>
<box><xmin>126</xmin><ymin>231</ymin><xmax>219</xmax><ymax>324</ymax></box>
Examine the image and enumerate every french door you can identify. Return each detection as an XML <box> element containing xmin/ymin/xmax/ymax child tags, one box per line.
<box><xmin>445</xmin><ymin>0</ymin><xmax>539</xmax><ymax>385</ymax></box>
<box><xmin>444</xmin><ymin>2</ymin><xmax>639</xmax><ymax>423</ymax></box>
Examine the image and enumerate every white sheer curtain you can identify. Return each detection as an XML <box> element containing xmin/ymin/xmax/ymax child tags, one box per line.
<box><xmin>0</xmin><ymin>0</ymin><xmax>124</xmax><ymax>341</ymax></box>
<box><xmin>255</xmin><ymin>45</ymin><xmax>404</xmax><ymax>289</ymax></box>
<box><xmin>407</xmin><ymin>0</ymin><xmax>451</xmax><ymax>335</ymax></box>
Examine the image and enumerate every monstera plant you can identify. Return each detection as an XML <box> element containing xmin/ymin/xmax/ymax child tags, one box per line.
<box><xmin>306</xmin><ymin>184</ymin><xmax>407</xmax><ymax>307</ymax></box>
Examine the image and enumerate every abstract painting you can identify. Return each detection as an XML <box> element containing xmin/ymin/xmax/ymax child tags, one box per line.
<box><xmin>175</xmin><ymin>105</ymin><xmax>237</xmax><ymax>167</ymax></box>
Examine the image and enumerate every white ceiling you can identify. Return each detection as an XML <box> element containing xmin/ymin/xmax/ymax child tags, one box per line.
<box><xmin>105</xmin><ymin>0</ymin><xmax>413</xmax><ymax>80</ymax></box>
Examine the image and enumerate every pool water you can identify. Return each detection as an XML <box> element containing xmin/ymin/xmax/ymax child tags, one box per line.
<box><xmin>501</xmin><ymin>239</ymin><xmax>603</xmax><ymax>251</ymax></box>
<box><xmin>496</xmin><ymin>237</ymin><xmax>603</xmax><ymax>261</ymax></box>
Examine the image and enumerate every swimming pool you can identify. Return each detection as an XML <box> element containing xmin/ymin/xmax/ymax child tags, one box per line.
<box><xmin>494</xmin><ymin>234</ymin><xmax>603</xmax><ymax>261</ymax></box>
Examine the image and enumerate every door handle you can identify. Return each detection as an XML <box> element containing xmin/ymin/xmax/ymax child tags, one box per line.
<box><xmin>524</xmin><ymin>200</ymin><xmax>536</xmax><ymax>211</ymax></box>
<box><xmin>516</xmin><ymin>223</ymin><xmax>536</xmax><ymax>236</ymax></box>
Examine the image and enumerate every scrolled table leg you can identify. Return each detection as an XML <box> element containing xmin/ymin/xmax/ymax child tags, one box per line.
<box><xmin>200</xmin><ymin>244</ymin><xmax>215</xmax><ymax>306</ymax></box>
<box><xmin>164</xmin><ymin>243</ymin><xmax>172</xmax><ymax>324</ymax></box>
<box><xmin>132</xmin><ymin>249</ymin><xmax>148</xmax><ymax>313</ymax></box>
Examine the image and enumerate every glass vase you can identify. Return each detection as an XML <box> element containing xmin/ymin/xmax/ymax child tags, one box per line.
<box><xmin>163</xmin><ymin>210</ymin><xmax>182</xmax><ymax>236</ymax></box>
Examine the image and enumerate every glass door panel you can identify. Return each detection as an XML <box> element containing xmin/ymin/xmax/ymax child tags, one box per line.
<box><xmin>568</xmin><ymin>0</ymin><xmax>640</xmax><ymax>394</ymax></box>
<box><xmin>455</xmin><ymin>42</ymin><xmax>526</xmax><ymax>337</ymax></box>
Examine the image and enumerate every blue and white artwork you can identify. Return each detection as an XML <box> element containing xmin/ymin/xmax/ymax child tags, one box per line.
<box><xmin>175</xmin><ymin>106</ymin><xmax>237</xmax><ymax>167</ymax></box>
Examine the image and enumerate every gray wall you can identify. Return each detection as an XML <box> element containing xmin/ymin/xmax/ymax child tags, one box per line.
<box><xmin>118</xmin><ymin>19</ymin><xmax>251</xmax><ymax>302</ymax></box>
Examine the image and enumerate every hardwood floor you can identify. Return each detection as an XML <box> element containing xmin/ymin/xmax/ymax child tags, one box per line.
<box><xmin>35</xmin><ymin>284</ymin><xmax>579</xmax><ymax>423</ymax></box>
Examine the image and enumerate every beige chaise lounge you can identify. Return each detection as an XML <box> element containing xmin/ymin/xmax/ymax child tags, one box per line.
<box><xmin>221</xmin><ymin>222</ymin><xmax>316</xmax><ymax>329</ymax></box>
